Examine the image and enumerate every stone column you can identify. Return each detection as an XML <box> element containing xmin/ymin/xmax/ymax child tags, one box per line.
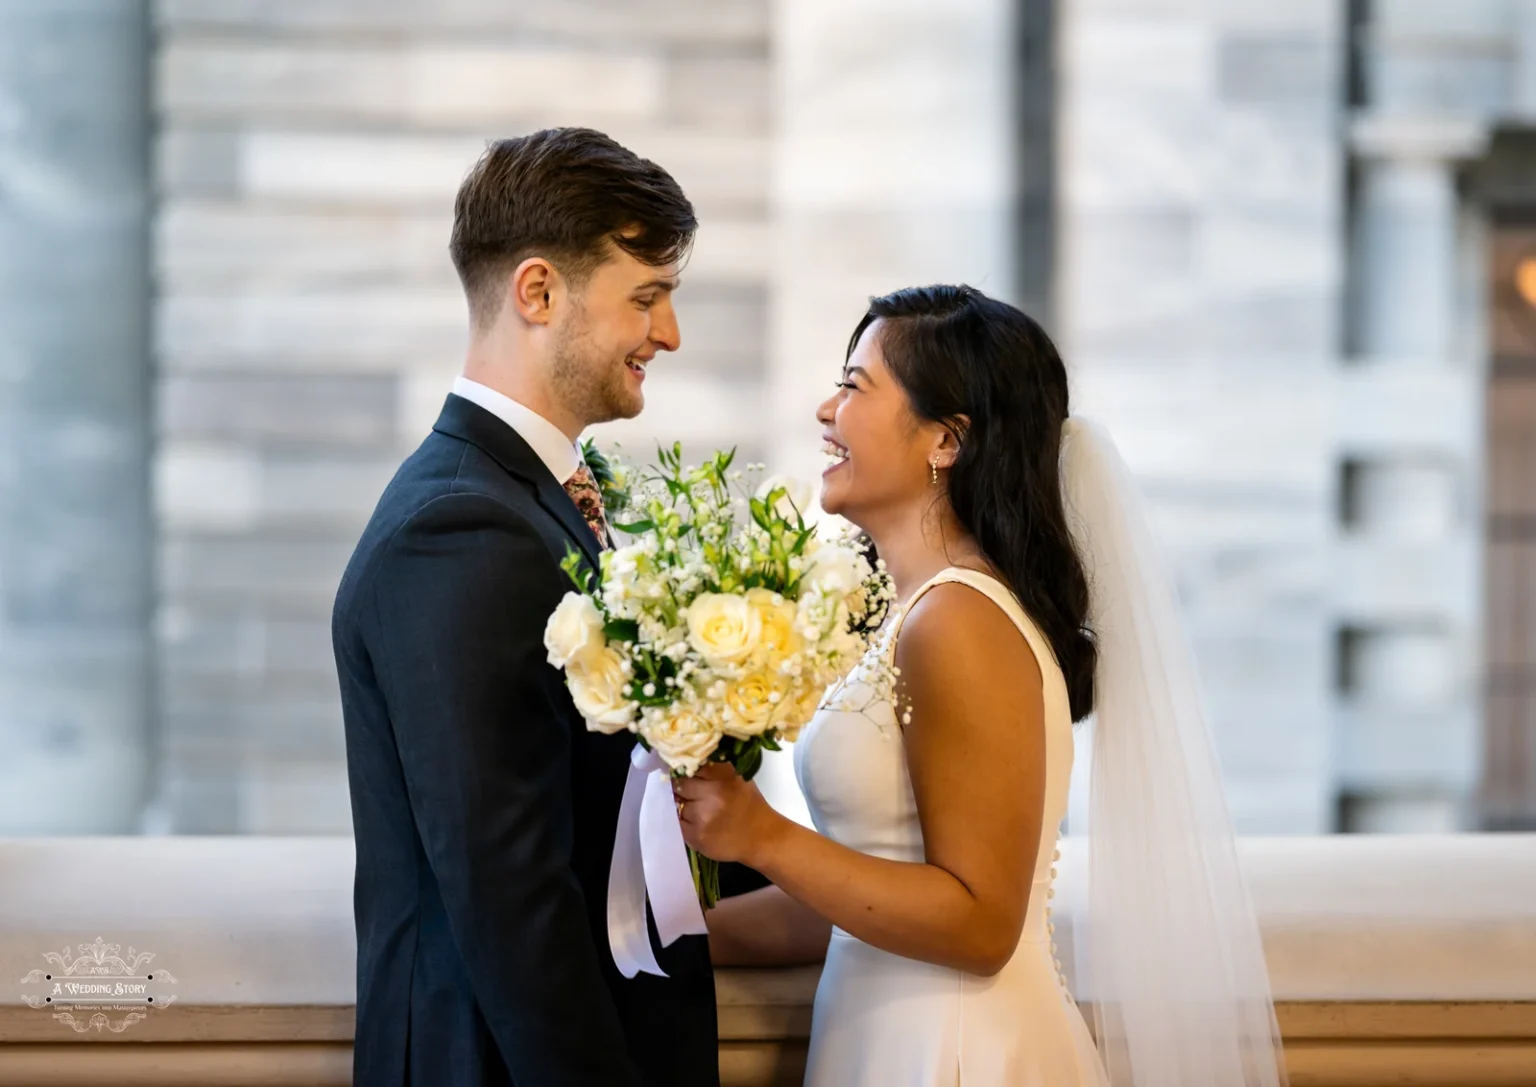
<box><xmin>1352</xmin><ymin>119</ymin><xmax>1485</xmax><ymax>361</ymax></box>
<box><xmin>1339</xmin><ymin>116</ymin><xmax>1487</xmax><ymax>832</ymax></box>
<box><xmin>1506</xmin><ymin>0</ymin><xmax>1536</xmax><ymax>122</ymax></box>
<box><xmin>762</xmin><ymin>0</ymin><xmax>1024</xmax><ymax>820</ymax></box>
<box><xmin>0</xmin><ymin>0</ymin><xmax>152</xmax><ymax>831</ymax></box>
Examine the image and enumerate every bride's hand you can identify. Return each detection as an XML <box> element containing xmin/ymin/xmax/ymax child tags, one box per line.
<box><xmin>673</xmin><ymin>763</ymin><xmax>781</xmax><ymax>865</ymax></box>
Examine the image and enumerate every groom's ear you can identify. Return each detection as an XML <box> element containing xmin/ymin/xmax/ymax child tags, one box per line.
<box><xmin>509</xmin><ymin>257</ymin><xmax>557</xmax><ymax>326</ymax></box>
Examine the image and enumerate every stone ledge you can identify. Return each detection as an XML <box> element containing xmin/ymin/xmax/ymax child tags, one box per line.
<box><xmin>2</xmin><ymin>1001</ymin><xmax>1533</xmax><ymax>1087</ymax></box>
<box><xmin>1</xmin><ymin>834</ymin><xmax>1534</xmax><ymax>1086</ymax></box>
<box><xmin>2</xmin><ymin>835</ymin><xmax>1535</xmax><ymax>1003</ymax></box>
<box><xmin>10</xmin><ymin>994</ymin><xmax>1530</xmax><ymax>1046</ymax></box>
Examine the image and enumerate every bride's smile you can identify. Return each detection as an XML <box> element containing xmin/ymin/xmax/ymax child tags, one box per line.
<box><xmin>821</xmin><ymin>437</ymin><xmax>849</xmax><ymax>477</ymax></box>
<box><xmin>813</xmin><ymin>321</ymin><xmax>960</xmax><ymax>535</ymax></box>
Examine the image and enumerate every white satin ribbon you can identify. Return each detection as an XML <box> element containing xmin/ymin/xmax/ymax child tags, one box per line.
<box><xmin>606</xmin><ymin>744</ymin><xmax>709</xmax><ymax>979</ymax></box>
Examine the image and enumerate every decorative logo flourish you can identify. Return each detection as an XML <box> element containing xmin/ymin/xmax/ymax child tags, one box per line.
<box><xmin>19</xmin><ymin>937</ymin><xmax>179</xmax><ymax>1034</ymax></box>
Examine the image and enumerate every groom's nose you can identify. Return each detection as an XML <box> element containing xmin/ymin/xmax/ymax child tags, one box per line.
<box><xmin>649</xmin><ymin>297</ymin><xmax>681</xmax><ymax>353</ymax></box>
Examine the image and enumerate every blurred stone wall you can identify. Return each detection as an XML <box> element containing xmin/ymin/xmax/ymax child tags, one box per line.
<box><xmin>0</xmin><ymin>0</ymin><xmax>153</xmax><ymax>834</ymax></box>
<box><xmin>57</xmin><ymin>0</ymin><xmax>1527</xmax><ymax>836</ymax></box>
<box><xmin>1059</xmin><ymin>0</ymin><xmax>1344</xmax><ymax>832</ymax></box>
<box><xmin>1059</xmin><ymin>0</ymin><xmax>1536</xmax><ymax>833</ymax></box>
<box><xmin>149</xmin><ymin>0</ymin><xmax>773</xmax><ymax>832</ymax></box>
<box><xmin>1341</xmin><ymin>0</ymin><xmax>1536</xmax><ymax>831</ymax></box>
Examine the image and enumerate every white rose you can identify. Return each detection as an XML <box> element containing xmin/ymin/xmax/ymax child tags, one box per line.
<box><xmin>566</xmin><ymin>646</ymin><xmax>636</xmax><ymax>734</ymax></box>
<box><xmin>755</xmin><ymin>474</ymin><xmax>815</xmax><ymax>524</ymax></box>
<box><xmin>805</xmin><ymin>541</ymin><xmax>870</xmax><ymax>596</ymax></box>
<box><xmin>685</xmin><ymin>592</ymin><xmax>762</xmax><ymax>666</ymax></box>
<box><xmin>643</xmin><ymin>708</ymin><xmax>722</xmax><ymax>776</ymax></box>
<box><xmin>544</xmin><ymin>593</ymin><xmax>605</xmax><ymax>669</ymax></box>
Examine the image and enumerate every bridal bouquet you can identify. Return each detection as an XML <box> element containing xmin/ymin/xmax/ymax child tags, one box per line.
<box><xmin>543</xmin><ymin>443</ymin><xmax>893</xmax><ymax>906</ymax></box>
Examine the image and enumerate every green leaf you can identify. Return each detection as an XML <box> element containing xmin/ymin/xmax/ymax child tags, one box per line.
<box><xmin>602</xmin><ymin>618</ymin><xmax>641</xmax><ymax>644</ymax></box>
<box><xmin>579</xmin><ymin>438</ymin><xmax>616</xmax><ymax>488</ymax></box>
<box><xmin>760</xmin><ymin>734</ymin><xmax>783</xmax><ymax>753</ymax></box>
<box><xmin>560</xmin><ymin>546</ymin><xmax>593</xmax><ymax>592</ymax></box>
<box><xmin>612</xmin><ymin>519</ymin><xmax>654</xmax><ymax>534</ymax></box>
<box><xmin>736</xmin><ymin>742</ymin><xmax>764</xmax><ymax>782</ymax></box>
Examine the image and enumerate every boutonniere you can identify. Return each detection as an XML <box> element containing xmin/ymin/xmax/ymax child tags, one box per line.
<box><xmin>580</xmin><ymin>438</ymin><xmax>633</xmax><ymax>518</ymax></box>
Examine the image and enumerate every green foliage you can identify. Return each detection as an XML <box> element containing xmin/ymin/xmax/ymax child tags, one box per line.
<box><xmin>560</xmin><ymin>546</ymin><xmax>592</xmax><ymax>592</ymax></box>
<box><xmin>580</xmin><ymin>437</ymin><xmax>632</xmax><ymax>516</ymax></box>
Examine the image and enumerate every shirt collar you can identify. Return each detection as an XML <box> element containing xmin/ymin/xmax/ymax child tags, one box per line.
<box><xmin>451</xmin><ymin>376</ymin><xmax>583</xmax><ymax>485</ymax></box>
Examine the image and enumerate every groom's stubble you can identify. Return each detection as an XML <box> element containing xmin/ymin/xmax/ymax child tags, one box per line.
<box><xmin>549</xmin><ymin>293</ymin><xmax>644</xmax><ymax>428</ymax></box>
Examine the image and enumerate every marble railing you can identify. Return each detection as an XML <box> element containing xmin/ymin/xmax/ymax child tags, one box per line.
<box><xmin>0</xmin><ymin>836</ymin><xmax>1533</xmax><ymax>1086</ymax></box>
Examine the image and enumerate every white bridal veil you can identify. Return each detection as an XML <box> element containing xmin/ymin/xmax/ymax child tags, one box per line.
<box><xmin>1059</xmin><ymin>417</ymin><xmax>1288</xmax><ymax>1087</ymax></box>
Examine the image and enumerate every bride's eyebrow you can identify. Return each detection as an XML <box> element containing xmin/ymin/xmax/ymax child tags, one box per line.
<box><xmin>843</xmin><ymin>365</ymin><xmax>872</xmax><ymax>385</ymax></box>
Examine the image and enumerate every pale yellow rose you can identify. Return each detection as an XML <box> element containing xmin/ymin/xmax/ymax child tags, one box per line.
<box><xmin>566</xmin><ymin>646</ymin><xmax>636</xmax><ymax>734</ymax></box>
<box><xmin>722</xmin><ymin>667</ymin><xmax>792</xmax><ymax>740</ymax></box>
<box><xmin>746</xmin><ymin>588</ymin><xmax>803</xmax><ymax>664</ymax></box>
<box><xmin>685</xmin><ymin>592</ymin><xmax>762</xmax><ymax>665</ymax></box>
<box><xmin>644</xmin><ymin>707</ymin><xmax>722</xmax><ymax>776</ymax></box>
<box><xmin>544</xmin><ymin>592</ymin><xmax>605</xmax><ymax>669</ymax></box>
<box><xmin>771</xmin><ymin>682</ymin><xmax>826</xmax><ymax>743</ymax></box>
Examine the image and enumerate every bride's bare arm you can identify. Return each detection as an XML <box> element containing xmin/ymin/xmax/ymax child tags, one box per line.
<box><xmin>676</xmin><ymin>583</ymin><xmax>1048</xmax><ymax>977</ymax></box>
<box><xmin>706</xmin><ymin>884</ymin><xmax>832</xmax><ymax>966</ymax></box>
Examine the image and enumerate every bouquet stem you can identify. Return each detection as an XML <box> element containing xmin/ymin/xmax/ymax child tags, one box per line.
<box><xmin>689</xmin><ymin>847</ymin><xmax>721</xmax><ymax>910</ymax></box>
<box><xmin>684</xmin><ymin>735</ymin><xmax>772</xmax><ymax>911</ymax></box>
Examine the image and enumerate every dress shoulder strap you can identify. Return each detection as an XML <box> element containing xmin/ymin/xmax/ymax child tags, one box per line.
<box><xmin>884</xmin><ymin>567</ymin><xmax>1060</xmax><ymax>677</ymax></box>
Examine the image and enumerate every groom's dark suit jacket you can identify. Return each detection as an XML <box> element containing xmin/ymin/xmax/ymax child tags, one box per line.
<box><xmin>333</xmin><ymin>393</ymin><xmax>718</xmax><ymax>1087</ymax></box>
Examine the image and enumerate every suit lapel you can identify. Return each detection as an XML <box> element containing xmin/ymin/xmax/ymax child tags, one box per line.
<box><xmin>531</xmin><ymin>473</ymin><xmax>605</xmax><ymax>571</ymax></box>
<box><xmin>431</xmin><ymin>393</ymin><xmax>604</xmax><ymax>571</ymax></box>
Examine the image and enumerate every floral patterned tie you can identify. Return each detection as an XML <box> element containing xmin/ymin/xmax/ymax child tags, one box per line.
<box><xmin>563</xmin><ymin>463</ymin><xmax>612</xmax><ymax>549</ymax></box>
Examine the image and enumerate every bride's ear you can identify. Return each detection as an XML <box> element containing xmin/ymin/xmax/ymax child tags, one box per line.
<box><xmin>931</xmin><ymin>416</ymin><xmax>969</xmax><ymax>470</ymax></box>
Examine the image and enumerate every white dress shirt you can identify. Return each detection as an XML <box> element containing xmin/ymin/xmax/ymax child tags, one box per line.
<box><xmin>451</xmin><ymin>376</ymin><xmax>582</xmax><ymax>486</ymax></box>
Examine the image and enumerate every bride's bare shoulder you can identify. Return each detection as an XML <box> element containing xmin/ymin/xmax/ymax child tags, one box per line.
<box><xmin>894</xmin><ymin>581</ymin><xmax>1043</xmax><ymax>697</ymax></box>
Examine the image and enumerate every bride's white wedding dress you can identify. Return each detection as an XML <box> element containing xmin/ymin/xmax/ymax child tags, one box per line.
<box><xmin>793</xmin><ymin>566</ymin><xmax>1110</xmax><ymax>1086</ymax></box>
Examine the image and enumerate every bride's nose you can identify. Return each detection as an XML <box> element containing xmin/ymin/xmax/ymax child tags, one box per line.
<box><xmin>816</xmin><ymin>393</ymin><xmax>836</xmax><ymax>424</ymax></box>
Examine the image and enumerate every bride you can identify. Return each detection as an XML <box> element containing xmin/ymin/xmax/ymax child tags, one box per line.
<box><xmin>674</xmin><ymin>284</ymin><xmax>1288</xmax><ymax>1086</ymax></box>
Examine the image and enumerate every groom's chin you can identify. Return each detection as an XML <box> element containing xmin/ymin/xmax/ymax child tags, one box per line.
<box><xmin>593</xmin><ymin>384</ymin><xmax>644</xmax><ymax>423</ymax></box>
<box><xmin>616</xmin><ymin>391</ymin><xmax>644</xmax><ymax>419</ymax></box>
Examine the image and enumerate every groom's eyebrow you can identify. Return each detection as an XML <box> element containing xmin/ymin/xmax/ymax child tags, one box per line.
<box><xmin>633</xmin><ymin>276</ymin><xmax>681</xmax><ymax>293</ymax></box>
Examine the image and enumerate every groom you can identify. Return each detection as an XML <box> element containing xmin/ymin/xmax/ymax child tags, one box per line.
<box><xmin>332</xmin><ymin>129</ymin><xmax>717</xmax><ymax>1085</ymax></box>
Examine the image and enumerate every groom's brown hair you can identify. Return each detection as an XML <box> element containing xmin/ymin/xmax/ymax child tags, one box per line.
<box><xmin>450</xmin><ymin>127</ymin><xmax>697</xmax><ymax>329</ymax></box>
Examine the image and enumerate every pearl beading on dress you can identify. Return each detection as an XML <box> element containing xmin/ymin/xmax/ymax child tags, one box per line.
<box><xmin>1044</xmin><ymin>842</ymin><xmax>1073</xmax><ymax>1000</ymax></box>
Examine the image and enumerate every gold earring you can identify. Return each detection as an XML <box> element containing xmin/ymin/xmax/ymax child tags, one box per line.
<box><xmin>930</xmin><ymin>460</ymin><xmax>939</xmax><ymax>486</ymax></box>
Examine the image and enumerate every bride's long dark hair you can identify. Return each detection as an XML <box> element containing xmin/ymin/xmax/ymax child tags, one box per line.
<box><xmin>849</xmin><ymin>284</ymin><xmax>1097</xmax><ymax>721</ymax></box>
